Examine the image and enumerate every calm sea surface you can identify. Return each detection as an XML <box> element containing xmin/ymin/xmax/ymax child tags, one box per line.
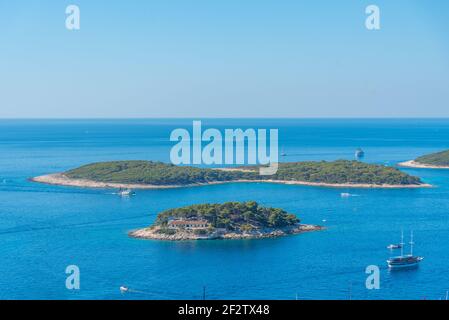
<box><xmin>1</xmin><ymin>119</ymin><xmax>449</xmax><ymax>300</ymax></box>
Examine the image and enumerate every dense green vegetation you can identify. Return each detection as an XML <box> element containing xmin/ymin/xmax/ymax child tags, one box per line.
<box><xmin>155</xmin><ymin>201</ymin><xmax>300</xmax><ymax>231</ymax></box>
<box><xmin>65</xmin><ymin>160</ymin><xmax>423</xmax><ymax>186</ymax></box>
<box><xmin>269</xmin><ymin>161</ymin><xmax>422</xmax><ymax>185</ymax></box>
<box><xmin>66</xmin><ymin>161</ymin><xmax>243</xmax><ymax>185</ymax></box>
<box><xmin>415</xmin><ymin>150</ymin><xmax>449</xmax><ymax>166</ymax></box>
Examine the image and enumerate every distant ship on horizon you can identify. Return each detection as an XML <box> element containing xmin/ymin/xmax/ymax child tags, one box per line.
<box><xmin>355</xmin><ymin>148</ymin><xmax>365</xmax><ymax>158</ymax></box>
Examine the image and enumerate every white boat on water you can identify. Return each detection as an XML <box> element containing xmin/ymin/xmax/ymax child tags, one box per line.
<box><xmin>118</xmin><ymin>189</ymin><xmax>135</xmax><ymax>197</ymax></box>
<box><xmin>387</xmin><ymin>244</ymin><xmax>402</xmax><ymax>250</ymax></box>
<box><xmin>387</xmin><ymin>231</ymin><xmax>423</xmax><ymax>269</ymax></box>
<box><xmin>120</xmin><ymin>286</ymin><xmax>129</xmax><ymax>293</ymax></box>
<box><xmin>341</xmin><ymin>193</ymin><xmax>351</xmax><ymax>198</ymax></box>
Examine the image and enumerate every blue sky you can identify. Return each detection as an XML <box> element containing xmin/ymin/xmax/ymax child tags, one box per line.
<box><xmin>0</xmin><ymin>0</ymin><xmax>448</xmax><ymax>118</ymax></box>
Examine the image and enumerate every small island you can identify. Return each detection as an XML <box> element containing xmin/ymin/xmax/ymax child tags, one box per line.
<box><xmin>31</xmin><ymin>160</ymin><xmax>430</xmax><ymax>189</ymax></box>
<box><xmin>129</xmin><ymin>201</ymin><xmax>323</xmax><ymax>240</ymax></box>
<box><xmin>399</xmin><ymin>150</ymin><xmax>449</xmax><ymax>169</ymax></box>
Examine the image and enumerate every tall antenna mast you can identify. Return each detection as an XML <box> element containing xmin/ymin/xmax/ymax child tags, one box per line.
<box><xmin>348</xmin><ymin>282</ymin><xmax>352</xmax><ymax>300</ymax></box>
<box><xmin>410</xmin><ymin>230</ymin><xmax>414</xmax><ymax>256</ymax></box>
<box><xmin>400</xmin><ymin>230</ymin><xmax>404</xmax><ymax>257</ymax></box>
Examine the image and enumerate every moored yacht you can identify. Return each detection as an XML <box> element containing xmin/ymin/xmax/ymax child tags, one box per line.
<box><xmin>387</xmin><ymin>231</ymin><xmax>423</xmax><ymax>269</ymax></box>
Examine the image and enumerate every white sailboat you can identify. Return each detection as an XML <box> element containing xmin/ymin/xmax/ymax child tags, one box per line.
<box><xmin>280</xmin><ymin>147</ymin><xmax>287</xmax><ymax>157</ymax></box>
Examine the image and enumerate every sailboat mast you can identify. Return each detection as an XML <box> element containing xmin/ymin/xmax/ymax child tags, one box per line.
<box><xmin>410</xmin><ymin>230</ymin><xmax>414</xmax><ymax>256</ymax></box>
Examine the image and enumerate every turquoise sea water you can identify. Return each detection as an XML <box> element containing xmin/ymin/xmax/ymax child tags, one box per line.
<box><xmin>1</xmin><ymin>119</ymin><xmax>449</xmax><ymax>300</ymax></box>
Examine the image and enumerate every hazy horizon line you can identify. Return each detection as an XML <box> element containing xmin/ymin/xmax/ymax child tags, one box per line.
<box><xmin>2</xmin><ymin>116</ymin><xmax>449</xmax><ymax>120</ymax></box>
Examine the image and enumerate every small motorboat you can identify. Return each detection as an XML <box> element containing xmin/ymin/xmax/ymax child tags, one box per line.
<box><xmin>387</xmin><ymin>244</ymin><xmax>402</xmax><ymax>250</ymax></box>
<box><xmin>118</xmin><ymin>188</ymin><xmax>135</xmax><ymax>197</ymax></box>
<box><xmin>341</xmin><ymin>193</ymin><xmax>351</xmax><ymax>198</ymax></box>
<box><xmin>120</xmin><ymin>286</ymin><xmax>129</xmax><ymax>293</ymax></box>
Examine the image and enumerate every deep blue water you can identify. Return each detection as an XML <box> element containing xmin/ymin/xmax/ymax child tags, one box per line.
<box><xmin>1</xmin><ymin>119</ymin><xmax>449</xmax><ymax>300</ymax></box>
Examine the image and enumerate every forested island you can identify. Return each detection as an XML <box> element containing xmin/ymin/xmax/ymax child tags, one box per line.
<box><xmin>31</xmin><ymin>159</ymin><xmax>429</xmax><ymax>189</ymax></box>
<box><xmin>129</xmin><ymin>201</ymin><xmax>322</xmax><ymax>240</ymax></box>
<box><xmin>399</xmin><ymin>150</ymin><xmax>449</xmax><ymax>169</ymax></box>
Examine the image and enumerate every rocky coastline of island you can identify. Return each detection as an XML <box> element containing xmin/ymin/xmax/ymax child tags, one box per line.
<box><xmin>127</xmin><ymin>201</ymin><xmax>323</xmax><ymax>241</ymax></box>
<box><xmin>399</xmin><ymin>150</ymin><xmax>449</xmax><ymax>170</ymax></box>
<box><xmin>31</xmin><ymin>159</ymin><xmax>432</xmax><ymax>189</ymax></box>
<box><xmin>31</xmin><ymin>172</ymin><xmax>431</xmax><ymax>189</ymax></box>
<box><xmin>129</xmin><ymin>223</ymin><xmax>323</xmax><ymax>241</ymax></box>
<box><xmin>398</xmin><ymin>160</ymin><xmax>449</xmax><ymax>169</ymax></box>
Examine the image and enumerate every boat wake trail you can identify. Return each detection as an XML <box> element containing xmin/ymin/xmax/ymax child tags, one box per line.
<box><xmin>340</xmin><ymin>193</ymin><xmax>360</xmax><ymax>198</ymax></box>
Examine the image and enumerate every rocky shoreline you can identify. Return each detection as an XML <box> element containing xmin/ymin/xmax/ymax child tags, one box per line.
<box><xmin>30</xmin><ymin>173</ymin><xmax>432</xmax><ymax>189</ymax></box>
<box><xmin>398</xmin><ymin>160</ymin><xmax>449</xmax><ymax>170</ymax></box>
<box><xmin>128</xmin><ymin>224</ymin><xmax>324</xmax><ymax>241</ymax></box>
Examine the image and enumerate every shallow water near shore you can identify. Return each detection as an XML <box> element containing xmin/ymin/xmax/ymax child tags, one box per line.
<box><xmin>1</xmin><ymin>119</ymin><xmax>449</xmax><ymax>300</ymax></box>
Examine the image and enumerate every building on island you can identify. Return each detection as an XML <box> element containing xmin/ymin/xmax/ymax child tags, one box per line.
<box><xmin>167</xmin><ymin>219</ymin><xmax>209</xmax><ymax>230</ymax></box>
